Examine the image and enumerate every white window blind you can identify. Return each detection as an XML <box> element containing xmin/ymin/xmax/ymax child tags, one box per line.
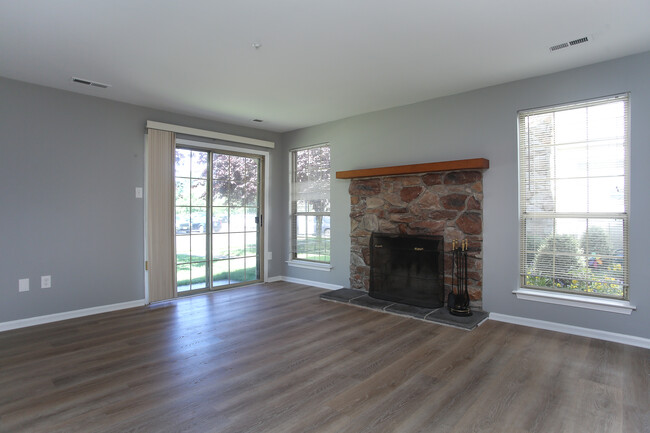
<box><xmin>291</xmin><ymin>144</ymin><xmax>331</xmax><ymax>263</ymax></box>
<box><xmin>519</xmin><ymin>94</ymin><xmax>629</xmax><ymax>299</ymax></box>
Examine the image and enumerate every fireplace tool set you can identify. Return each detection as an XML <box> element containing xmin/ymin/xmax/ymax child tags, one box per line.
<box><xmin>448</xmin><ymin>239</ymin><xmax>472</xmax><ymax>317</ymax></box>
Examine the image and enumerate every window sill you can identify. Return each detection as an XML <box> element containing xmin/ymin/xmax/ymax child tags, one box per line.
<box><xmin>513</xmin><ymin>288</ymin><xmax>636</xmax><ymax>315</ymax></box>
<box><xmin>287</xmin><ymin>260</ymin><xmax>333</xmax><ymax>272</ymax></box>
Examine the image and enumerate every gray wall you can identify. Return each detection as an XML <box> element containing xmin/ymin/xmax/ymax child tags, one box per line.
<box><xmin>280</xmin><ymin>51</ymin><xmax>650</xmax><ymax>339</ymax></box>
<box><xmin>0</xmin><ymin>77</ymin><xmax>282</xmax><ymax>323</ymax></box>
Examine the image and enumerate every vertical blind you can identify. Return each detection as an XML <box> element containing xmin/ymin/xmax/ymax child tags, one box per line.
<box><xmin>146</xmin><ymin>129</ymin><xmax>176</xmax><ymax>302</ymax></box>
<box><xmin>518</xmin><ymin>94</ymin><xmax>629</xmax><ymax>299</ymax></box>
<box><xmin>291</xmin><ymin>144</ymin><xmax>331</xmax><ymax>262</ymax></box>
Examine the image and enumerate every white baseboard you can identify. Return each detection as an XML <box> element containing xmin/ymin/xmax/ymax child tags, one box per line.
<box><xmin>267</xmin><ymin>275</ymin><xmax>343</xmax><ymax>291</ymax></box>
<box><xmin>266</xmin><ymin>276</ymin><xmax>283</xmax><ymax>283</ymax></box>
<box><xmin>489</xmin><ymin>312</ymin><xmax>650</xmax><ymax>349</ymax></box>
<box><xmin>0</xmin><ymin>299</ymin><xmax>146</xmax><ymax>332</ymax></box>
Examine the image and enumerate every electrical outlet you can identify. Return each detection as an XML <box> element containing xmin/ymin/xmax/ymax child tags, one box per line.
<box><xmin>41</xmin><ymin>275</ymin><xmax>51</xmax><ymax>289</ymax></box>
<box><xmin>19</xmin><ymin>278</ymin><xmax>29</xmax><ymax>292</ymax></box>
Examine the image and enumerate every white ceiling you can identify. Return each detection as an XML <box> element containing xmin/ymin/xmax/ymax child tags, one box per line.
<box><xmin>2</xmin><ymin>0</ymin><xmax>650</xmax><ymax>133</ymax></box>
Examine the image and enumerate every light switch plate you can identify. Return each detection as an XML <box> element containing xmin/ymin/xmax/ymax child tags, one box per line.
<box><xmin>19</xmin><ymin>278</ymin><xmax>29</xmax><ymax>292</ymax></box>
<box><xmin>135</xmin><ymin>187</ymin><xmax>143</xmax><ymax>198</ymax></box>
<box><xmin>41</xmin><ymin>275</ymin><xmax>51</xmax><ymax>289</ymax></box>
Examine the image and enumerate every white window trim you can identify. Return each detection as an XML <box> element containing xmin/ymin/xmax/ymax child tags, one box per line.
<box><xmin>176</xmin><ymin>138</ymin><xmax>271</xmax><ymax>283</ymax></box>
<box><xmin>513</xmin><ymin>288</ymin><xmax>636</xmax><ymax>315</ymax></box>
<box><xmin>287</xmin><ymin>260</ymin><xmax>333</xmax><ymax>272</ymax></box>
<box><xmin>517</xmin><ymin>93</ymin><xmax>630</xmax><ymax>302</ymax></box>
<box><xmin>289</xmin><ymin>143</ymin><xmax>331</xmax><ymax>264</ymax></box>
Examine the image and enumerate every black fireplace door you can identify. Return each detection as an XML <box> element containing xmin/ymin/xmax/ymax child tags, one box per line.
<box><xmin>369</xmin><ymin>233</ymin><xmax>444</xmax><ymax>308</ymax></box>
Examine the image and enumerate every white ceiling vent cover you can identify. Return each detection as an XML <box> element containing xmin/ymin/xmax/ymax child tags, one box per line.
<box><xmin>549</xmin><ymin>36</ymin><xmax>589</xmax><ymax>52</ymax></box>
<box><xmin>71</xmin><ymin>77</ymin><xmax>111</xmax><ymax>89</ymax></box>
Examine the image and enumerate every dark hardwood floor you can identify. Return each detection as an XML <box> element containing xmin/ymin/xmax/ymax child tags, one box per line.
<box><xmin>0</xmin><ymin>282</ymin><xmax>647</xmax><ymax>432</ymax></box>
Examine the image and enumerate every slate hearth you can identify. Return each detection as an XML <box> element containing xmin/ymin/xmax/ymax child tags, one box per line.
<box><xmin>320</xmin><ymin>288</ymin><xmax>488</xmax><ymax>330</ymax></box>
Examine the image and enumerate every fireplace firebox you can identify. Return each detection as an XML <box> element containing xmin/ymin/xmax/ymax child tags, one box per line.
<box><xmin>369</xmin><ymin>233</ymin><xmax>444</xmax><ymax>308</ymax></box>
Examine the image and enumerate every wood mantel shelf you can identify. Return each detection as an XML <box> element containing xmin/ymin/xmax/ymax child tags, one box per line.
<box><xmin>335</xmin><ymin>158</ymin><xmax>489</xmax><ymax>179</ymax></box>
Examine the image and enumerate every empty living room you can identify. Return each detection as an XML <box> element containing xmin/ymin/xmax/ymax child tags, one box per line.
<box><xmin>0</xmin><ymin>1</ymin><xmax>648</xmax><ymax>432</ymax></box>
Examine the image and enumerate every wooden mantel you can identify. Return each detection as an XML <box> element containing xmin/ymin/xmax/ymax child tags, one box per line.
<box><xmin>335</xmin><ymin>158</ymin><xmax>489</xmax><ymax>179</ymax></box>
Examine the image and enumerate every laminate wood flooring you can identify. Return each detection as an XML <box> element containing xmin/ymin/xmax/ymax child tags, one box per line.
<box><xmin>0</xmin><ymin>282</ymin><xmax>647</xmax><ymax>432</ymax></box>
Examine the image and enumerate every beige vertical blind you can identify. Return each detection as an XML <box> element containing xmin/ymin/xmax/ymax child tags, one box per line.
<box><xmin>147</xmin><ymin>129</ymin><xmax>176</xmax><ymax>302</ymax></box>
<box><xmin>518</xmin><ymin>94</ymin><xmax>629</xmax><ymax>299</ymax></box>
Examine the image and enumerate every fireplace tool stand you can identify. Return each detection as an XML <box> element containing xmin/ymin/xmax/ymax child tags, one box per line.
<box><xmin>448</xmin><ymin>239</ymin><xmax>472</xmax><ymax>317</ymax></box>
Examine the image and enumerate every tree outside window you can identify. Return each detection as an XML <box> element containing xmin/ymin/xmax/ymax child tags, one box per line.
<box><xmin>291</xmin><ymin>144</ymin><xmax>331</xmax><ymax>263</ymax></box>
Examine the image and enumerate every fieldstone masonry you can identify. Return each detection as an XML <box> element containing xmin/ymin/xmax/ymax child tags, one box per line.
<box><xmin>349</xmin><ymin>170</ymin><xmax>485</xmax><ymax>307</ymax></box>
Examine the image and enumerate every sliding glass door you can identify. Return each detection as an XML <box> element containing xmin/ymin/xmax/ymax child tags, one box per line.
<box><xmin>174</xmin><ymin>147</ymin><xmax>263</xmax><ymax>294</ymax></box>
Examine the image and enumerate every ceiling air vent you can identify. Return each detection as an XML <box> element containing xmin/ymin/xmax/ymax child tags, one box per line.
<box><xmin>549</xmin><ymin>36</ymin><xmax>589</xmax><ymax>52</ymax></box>
<box><xmin>72</xmin><ymin>77</ymin><xmax>111</xmax><ymax>89</ymax></box>
<box><xmin>569</xmin><ymin>36</ymin><xmax>589</xmax><ymax>46</ymax></box>
<box><xmin>549</xmin><ymin>42</ymin><xmax>569</xmax><ymax>52</ymax></box>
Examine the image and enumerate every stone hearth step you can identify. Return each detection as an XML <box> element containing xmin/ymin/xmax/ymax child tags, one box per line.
<box><xmin>320</xmin><ymin>288</ymin><xmax>489</xmax><ymax>331</ymax></box>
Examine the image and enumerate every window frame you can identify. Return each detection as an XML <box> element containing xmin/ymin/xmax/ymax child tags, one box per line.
<box><xmin>517</xmin><ymin>93</ymin><xmax>630</xmax><ymax>301</ymax></box>
<box><xmin>173</xmin><ymin>138</ymin><xmax>269</xmax><ymax>293</ymax></box>
<box><xmin>289</xmin><ymin>143</ymin><xmax>331</xmax><ymax>265</ymax></box>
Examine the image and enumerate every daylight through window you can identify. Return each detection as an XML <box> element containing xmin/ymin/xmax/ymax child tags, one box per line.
<box><xmin>291</xmin><ymin>144</ymin><xmax>331</xmax><ymax>263</ymax></box>
<box><xmin>174</xmin><ymin>147</ymin><xmax>263</xmax><ymax>293</ymax></box>
<box><xmin>518</xmin><ymin>94</ymin><xmax>629</xmax><ymax>299</ymax></box>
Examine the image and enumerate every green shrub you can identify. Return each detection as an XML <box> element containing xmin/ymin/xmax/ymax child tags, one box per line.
<box><xmin>526</xmin><ymin>233</ymin><xmax>623</xmax><ymax>297</ymax></box>
<box><xmin>580</xmin><ymin>227</ymin><xmax>613</xmax><ymax>256</ymax></box>
<box><xmin>532</xmin><ymin>234</ymin><xmax>586</xmax><ymax>278</ymax></box>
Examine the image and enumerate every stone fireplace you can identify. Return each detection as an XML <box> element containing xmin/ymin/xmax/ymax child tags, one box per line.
<box><xmin>339</xmin><ymin>159</ymin><xmax>488</xmax><ymax>308</ymax></box>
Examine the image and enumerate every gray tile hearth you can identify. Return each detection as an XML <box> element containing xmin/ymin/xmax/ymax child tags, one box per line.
<box><xmin>320</xmin><ymin>288</ymin><xmax>489</xmax><ymax>330</ymax></box>
<box><xmin>319</xmin><ymin>288</ymin><xmax>366</xmax><ymax>303</ymax></box>
<box><xmin>424</xmin><ymin>307</ymin><xmax>489</xmax><ymax>329</ymax></box>
<box><xmin>385</xmin><ymin>302</ymin><xmax>434</xmax><ymax>319</ymax></box>
<box><xmin>350</xmin><ymin>294</ymin><xmax>394</xmax><ymax>309</ymax></box>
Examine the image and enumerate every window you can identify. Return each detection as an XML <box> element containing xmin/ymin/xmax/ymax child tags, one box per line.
<box><xmin>291</xmin><ymin>144</ymin><xmax>331</xmax><ymax>263</ymax></box>
<box><xmin>518</xmin><ymin>94</ymin><xmax>629</xmax><ymax>299</ymax></box>
<box><xmin>174</xmin><ymin>146</ymin><xmax>264</xmax><ymax>294</ymax></box>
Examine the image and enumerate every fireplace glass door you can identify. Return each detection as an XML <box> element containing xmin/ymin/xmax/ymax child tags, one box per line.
<box><xmin>369</xmin><ymin>233</ymin><xmax>444</xmax><ymax>308</ymax></box>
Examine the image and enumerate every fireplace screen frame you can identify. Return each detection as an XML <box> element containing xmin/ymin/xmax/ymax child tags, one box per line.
<box><xmin>369</xmin><ymin>232</ymin><xmax>444</xmax><ymax>309</ymax></box>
